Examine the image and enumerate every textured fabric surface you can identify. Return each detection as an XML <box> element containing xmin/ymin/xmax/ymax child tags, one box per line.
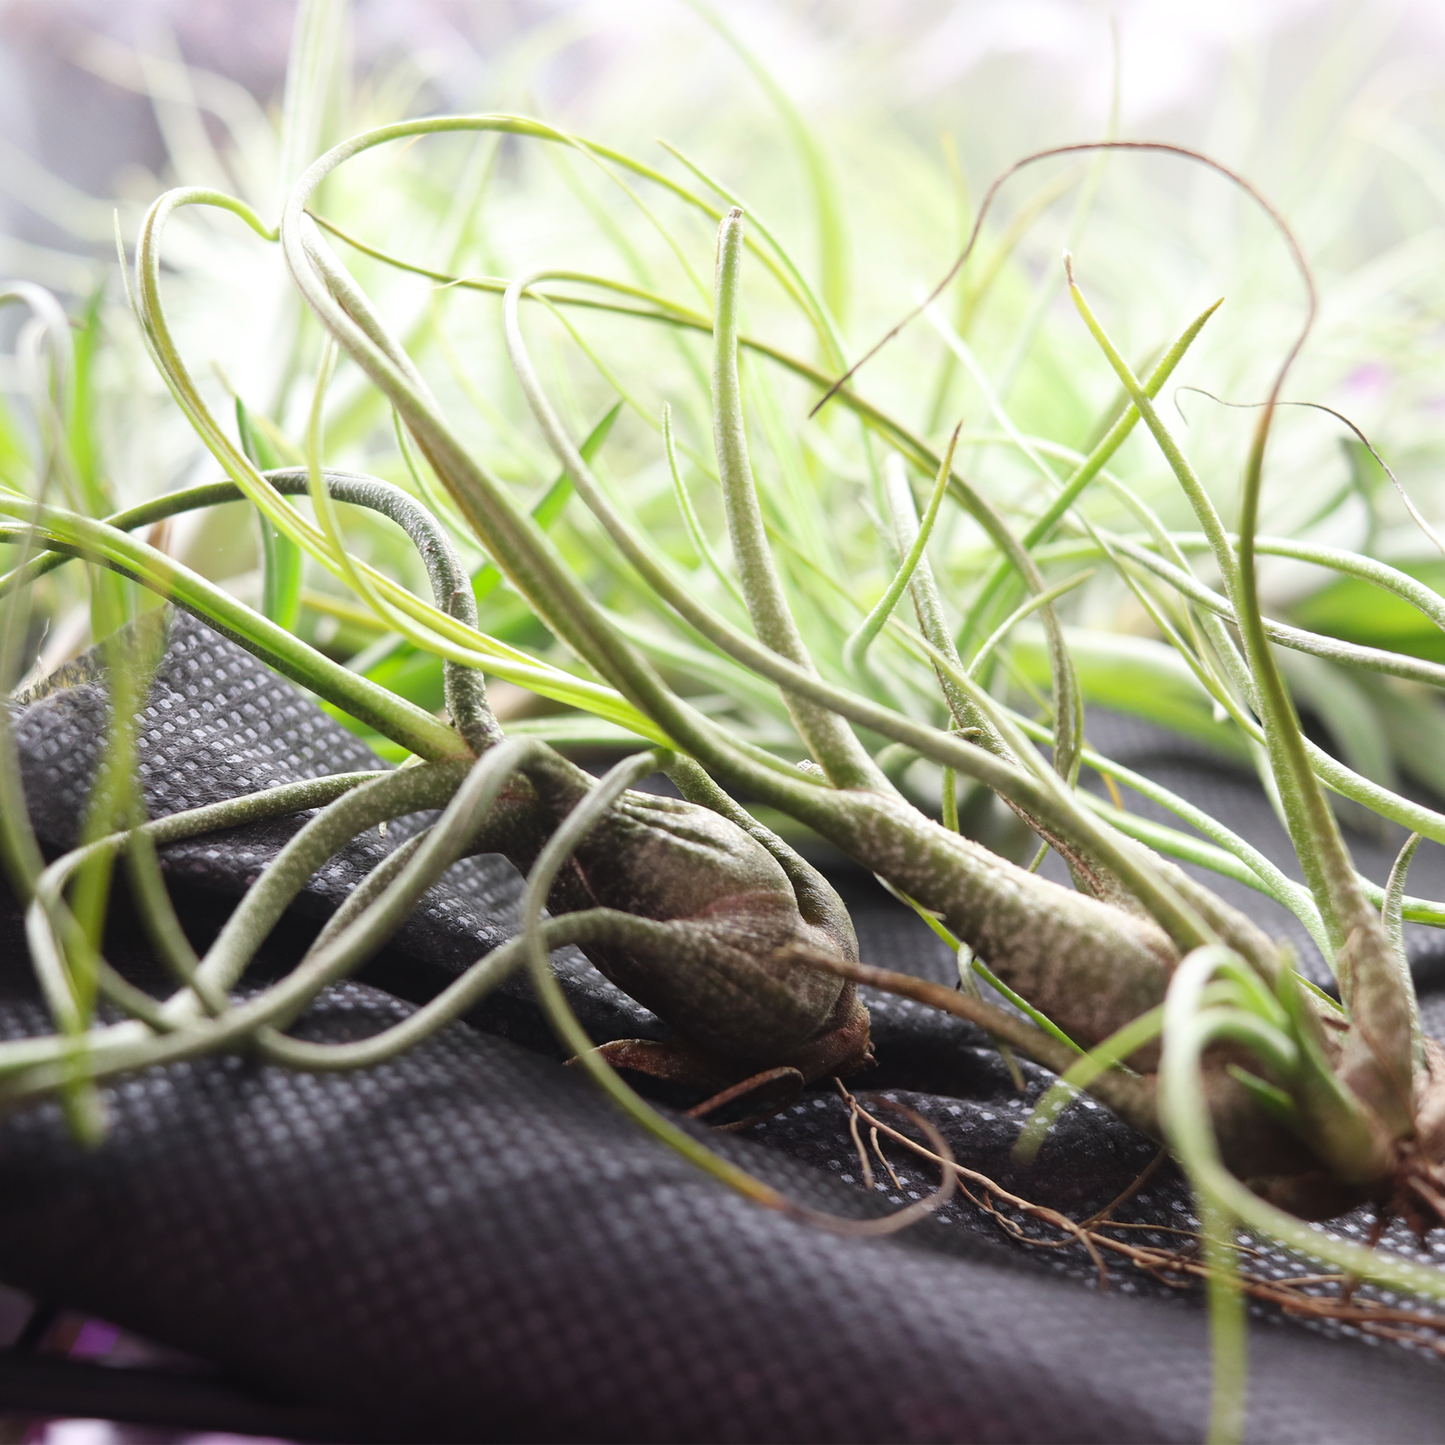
<box><xmin>3</xmin><ymin>610</ymin><xmax>1445</xmax><ymax>1443</ymax></box>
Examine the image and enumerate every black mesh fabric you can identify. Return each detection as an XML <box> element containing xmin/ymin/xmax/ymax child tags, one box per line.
<box><xmin>2</xmin><ymin>609</ymin><xmax>1445</xmax><ymax>1443</ymax></box>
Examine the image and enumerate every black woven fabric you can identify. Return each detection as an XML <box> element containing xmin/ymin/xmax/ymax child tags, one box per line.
<box><xmin>3</xmin><ymin>610</ymin><xmax>1445</xmax><ymax>1443</ymax></box>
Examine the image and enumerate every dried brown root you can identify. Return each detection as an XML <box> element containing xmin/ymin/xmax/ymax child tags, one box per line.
<box><xmin>687</xmin><ymin>1067</ymin><xmax>805</xmax><ymax>1132</ymax></box>
<box><xmin>464</xmin><ymin>745</ymin><xmax>875</xmax><ymax>1081</ymax></box>
<box><xmin>847</xmin><ymin>1096</ymin><xmax>1445</xmax><ymax>1354</ymax></box>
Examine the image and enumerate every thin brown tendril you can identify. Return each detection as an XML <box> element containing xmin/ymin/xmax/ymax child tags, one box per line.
<box><xmin>835</xmin><ymin>1078</ymin><xmax>875</xmax><ymax>1190</ymax></box>
<box><xmin>780</xmin><ymin>1095</ymin><xmax>956</xmax><ymax>1238</ymax></box>
<box><xmin>685</xmin><ymin>1065</ymin><xmax>803</xmax><ymax>1132</ymax></box>
<box><xmin>870</xmin><ymin>1124</ymin><xmax>904</xmax><ymax>1192</ymax></box>
<box><xmin>809</xmin><ymin>140</ymin><xmax>1315</xmax><ymax>419</ymax></box>
<box><xmin>1082</xmin><ymin>1148</ymin><xmax>1167</xmax><ymax>1230</ymax></box>
<box><xmin>849</xmin><ymin>1094</ymin><xmax>1110</xmax><ymax>1287</ymax></box>
<box><xmin>1174</xmin><ymin>385</ymin><xmax>1445</xmax><ymax>559</ymax></box>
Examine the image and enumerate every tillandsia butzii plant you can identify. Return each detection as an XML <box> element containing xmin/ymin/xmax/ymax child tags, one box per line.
<box><xmin>8</xmin><ymin>5</ymin><xmax>1445</xmax><ymax>1439</ymax></box>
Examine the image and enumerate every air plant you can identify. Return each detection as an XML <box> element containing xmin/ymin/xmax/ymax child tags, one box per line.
<box><xmin>4</xmin><ymin>6</ymin><xmax>1445</xmax><ymax>1442</ymax></box>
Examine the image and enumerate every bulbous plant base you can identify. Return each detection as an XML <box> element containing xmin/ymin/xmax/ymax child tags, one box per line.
<box><xmin>1390</xmin><ymin>1148</ymin><xmax>1445</xmax><ymax>1238</ymax></box>
<box><xmin>1258</xmin><ymin>1145</ymin><xmax>1445</xmax><ymax>1234</ymax></box>
<box><xmin>1388</xmin><ymin>1043</ymin><xmax>1445</xmax><ymax>1235</ymax></box>
<box><xmin>1251</xmin><ymin>1170</ymin><xmax>1376</xmax><ymax>1224</ymax></box>
<box><xmin>1249</xmin><ymin>1050</ymin><xmax>1445</xmax><ymax>1229</ymax></box>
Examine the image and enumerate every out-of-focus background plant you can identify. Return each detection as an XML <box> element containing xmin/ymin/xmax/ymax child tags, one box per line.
<box><xmin>3</xmin><ymin>0</ymin><xmax>1444</xmax><ymax>808</ymax></box>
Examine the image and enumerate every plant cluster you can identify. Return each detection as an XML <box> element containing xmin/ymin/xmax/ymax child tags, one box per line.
<box><xmin>4</xmin><ymin>6</ymin><xmax>1445</xmax><ymax>1440</ymax></box>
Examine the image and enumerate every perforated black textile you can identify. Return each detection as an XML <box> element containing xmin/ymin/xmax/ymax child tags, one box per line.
<box><xmin>3</xmin><ymin>610</ymin><xmax>1445</xmax><ymax>1443</ymax></box>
